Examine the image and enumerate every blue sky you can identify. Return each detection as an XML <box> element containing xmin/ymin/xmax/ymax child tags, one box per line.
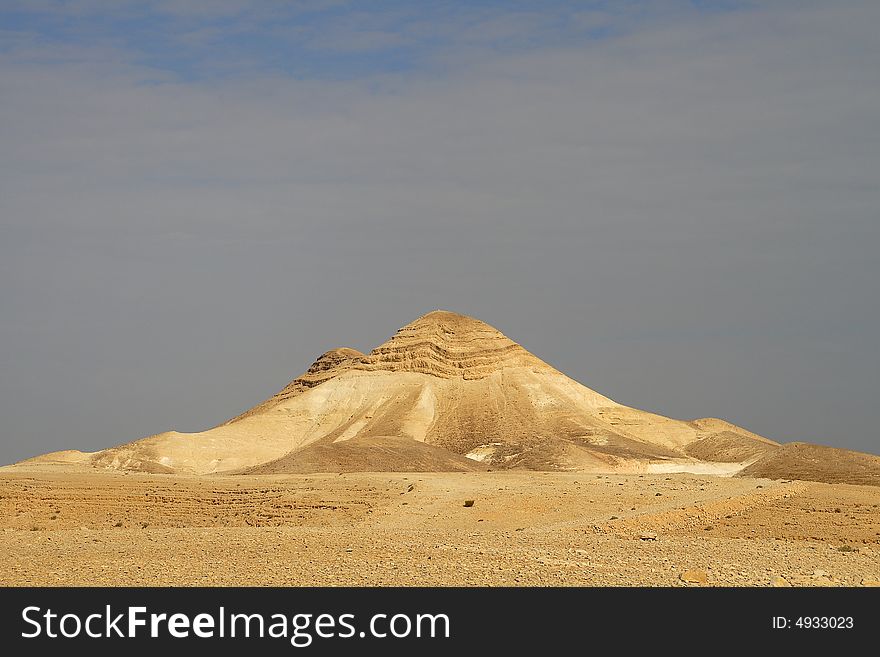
<box><xmin>1</xmin><ymin>1</ymin><xmax>746</xmax><ymax>80</ymax></box>
<box><xmin>1</xmin><ymin>1</ymin><xmax>879</xmax><ymax>462</ymax></box>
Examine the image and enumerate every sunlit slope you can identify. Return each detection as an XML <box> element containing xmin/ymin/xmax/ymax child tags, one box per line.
<box><xmin>24</xmin><ymin>311</ymin><xmax>778</xmax><ymax>474</ymax></box>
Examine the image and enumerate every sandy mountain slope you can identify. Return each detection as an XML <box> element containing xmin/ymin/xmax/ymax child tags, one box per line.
<box><xmin>738</xmin><ymin>442</ymin><xmax>880</xmax><ymax>486</ymax></box>
<box><xmin>683</xmin><ymin>419</ymin><xmax>779</xmax><ymax>463</ymax></box>
<box><xmin>244</xmin><ymin>436</ymin><xmax>487</xmax><ymax>474</ymax></box>
<box><xmin>20</xmin><ymin>310</ymin><xmax>779</xmax><ymax>474</ymax></box>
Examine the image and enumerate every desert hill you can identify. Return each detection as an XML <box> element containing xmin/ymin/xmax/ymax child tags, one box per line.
<box><xmin>7</xmin><ymin>310</ymin><xmax>798</xmax><ymax>475</ymax></box>
<box><xmin>738</xmin><ymin>443</ymin><xmax>880</xmax><ymax>486</ymax></box>
<box><xmin>683</xmin><ymin>419</ymin><xmax>778</xmax><ymax>463</ymax></box>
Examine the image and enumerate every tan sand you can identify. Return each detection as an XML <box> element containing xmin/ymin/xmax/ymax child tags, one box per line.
<box><xmin>1</xmin><ymin>470</ymin><xmax>877</xmax><ymax>587</ymax></box>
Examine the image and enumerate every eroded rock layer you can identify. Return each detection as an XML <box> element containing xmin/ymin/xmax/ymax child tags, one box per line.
<box><xmin>362</xmin><ymin>311</ymin><xmax>544</xmax><ymax>379</ymax></box>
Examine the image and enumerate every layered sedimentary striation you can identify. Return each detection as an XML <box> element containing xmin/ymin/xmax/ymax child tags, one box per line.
<box><xmin>229</xmin><ymin>312</ymin><xmax>545</xmax><ymax>424</ymax></box>
<box><xmin>18</xmin><ymin>310</ymin><xmax>783</xmax><ymax>475</ymax></box>
<box><xmin>229</xmin><ymin>347</ymin><xmax>366</xmax><ymax>422</ymax></box>
<box><xmin>364</xmin><ymin>311</ymin><xmax>545</xmax><ymax>379</ymax></box>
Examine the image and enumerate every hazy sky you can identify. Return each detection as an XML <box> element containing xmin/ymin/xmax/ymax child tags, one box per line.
<box><xmin>1</xmin><ymin>0</ymin><xmax>878</xmax><ymax>464</ymax></box>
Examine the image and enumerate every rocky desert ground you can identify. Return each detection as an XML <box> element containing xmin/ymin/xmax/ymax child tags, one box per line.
<box><xmin>1</xmin><ymin>467</ymin><xmax>878</xmax><ymax>587</ymax></box>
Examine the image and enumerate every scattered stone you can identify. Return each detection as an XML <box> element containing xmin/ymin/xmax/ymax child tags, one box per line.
<box><xmin>463</xmin><ymin>500</ymin><xmax>475</xmax><ymax>508</ymax></box>
<box><xmin>639</xmin><ymin>532</ymin><xmax>657</xmax><ymax>541</ymax></box>
<box><xmin>680</xmin><ymin>569</ymin><xmax>709</xmax><ymax>584</ymax></box>
<box><xmin>861</xmin><ymin>579</ymin><xmax>880</xmax><ymax>587</ymax></box>
<box><xmin>770</xmin><ymin>575</ymin><xmax>790</xmax><ymax>587</ymax></box>
<box><xmin>791</xmin><ymin>574</ymin><xmax>835</xmax><ymax>587</ymax></box>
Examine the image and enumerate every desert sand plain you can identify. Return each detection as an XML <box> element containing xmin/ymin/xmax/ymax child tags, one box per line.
<box><xmin>1</xmin><ymin>467</ymin><xmax>879</xmax><ymax>586</ymax></box>
<box><xmin>2</xmin><ymin>311</ymin><xmax>879</xmax><ymax>586</ymax></box>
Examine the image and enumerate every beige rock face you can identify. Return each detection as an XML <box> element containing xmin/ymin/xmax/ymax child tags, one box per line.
<box><xmin>20</xmin><ymin>310</ymin><xmax>777</xmax><ymax>475</ymax></box>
